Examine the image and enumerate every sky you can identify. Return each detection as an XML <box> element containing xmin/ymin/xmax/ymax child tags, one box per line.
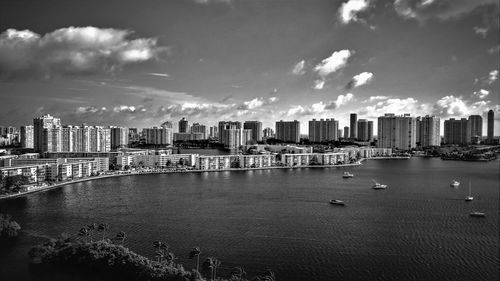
<box><xmin>0</xmin><ymin>0</ymin><xmax>499</xmax><ymax>135</ymax></box>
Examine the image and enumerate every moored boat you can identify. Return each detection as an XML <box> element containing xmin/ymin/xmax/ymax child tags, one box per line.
<box><xmin>342</xmin><ymin>171</ymin><xmax>354</xmax><ymax>178</ymax></box>
<box><xmin>450</xmin><ymin>180</ymin><xmax>460</xmax><ymax>187</ymax></box>
<box><xmin>329</xmin><ymin>199</ymin><xmax>345</xmax><ymax>206</ymax></box>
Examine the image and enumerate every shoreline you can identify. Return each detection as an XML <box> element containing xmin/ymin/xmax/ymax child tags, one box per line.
<box><xmin>0</xmin><ymin>161</ymin><xmax>364</xmax><ymax>201</ymax></box>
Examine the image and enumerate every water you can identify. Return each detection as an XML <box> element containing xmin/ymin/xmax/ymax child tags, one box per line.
<box><xmin>0</xmin><ymin>158</ymin><xmax>498</xmax><ymax>281</ymax></box>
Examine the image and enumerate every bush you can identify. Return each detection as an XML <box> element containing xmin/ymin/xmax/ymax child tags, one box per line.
<box><xmin>0</xmin><ymin>213</ymin><xmax>21</xmax><ymax>237</ymax></box>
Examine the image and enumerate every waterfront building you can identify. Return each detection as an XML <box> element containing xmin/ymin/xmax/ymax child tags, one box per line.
<box><xmin>416</xmin><ymin>116</ymin><xmax>440</xmax><ymax>147</ymax></box>
<box><xmin>468</xmin><ymin>115</ymin><xmax>482</xmax><ymax>144</ymax></box>
<box><xmin>130</xmin><ymin>153</ymin><xmax>197</xmax><ymax>168</ymax></box>
<box><xmin>143</xmin><ymin>126</ymin><xmax>173</xmax><ymax>146</ymax></box>
<box><xmin>173</xmin><ymin>132</ymin><xmax>205</xmax><ymax>142</ymax></box>
<box><xmin>350</xmin><ymin>113</ymin><xmax>358</xmax><ymax>139</ymax></box>
<box><xmin>242</xmin><ymin>129</ymin><xmax>253</xmax><ymax>145</ymax></box>
<box><xmin>178</xmin><ymin>117</ymin><xmax>189</xmax><ymax>133</ymax></box>
<box><xmin>357</xmin><ymin>119</ymin><xmax>373</xmax><ymax>142</ymax></box>
<box><xmin>487</xmin><ymin>109</ymin><xmax>495</xmax><ymax>144</ymax></box>
<box><xmin>128</xmin><ymin>128</ymin><xmax>140</xmax><ymax>144</ymax></box>
<box><xmin>111</xmin><ymin>127</ymin><xmax>129</xmax><ymax>149</ymax></box>
<box><xmin>190</xmin><ymin>123</ymin><xmax>207</xmax><ymax>139</ymax></box>
<box><xmin>308</xmin><ymin>118</ymin><xmax>339</xmax><ymax>142</ymax></box>
<box><xmin>280</xmin><ymin>152</ymin><xmax>347</xmax><ymax>167</ymax></box>
<box><xmin>377</xmin><ymin>114</ymin><xmax>416</xmax><ymax>150</ymax></box>
<box><xmin>343</xmin><ymin>126</ymin><xmax>349</xmax><ymax>139</ymax></box>
<box><xmin>243</xmin><ymin>121</ymin><xmax>263</xmax><ymax>142</ymax></box>
<box><xmin>20</xmin><ymin>125</ymin><xmax>34</xmax><ymax>149</ymax></box>
<box><xmin>275</xmin><ymin>120</ymin><xmax>300</xmax><ymax>143</ymax></box>
<box><xmin>218</xmin><ymin>121</ymin><xmax>242</xmax><ymax>148</ymax></box>
<box><xmin>243</xmin><ymin>144</ymin><xmax>312</xmax><ymax>154</ymax></box>
<box><xmin>443</xmin><ymin>118</ymin><xmax>469</xmax><ymax>145</ymax></box>
<box><xmin>34</xmin><ymin>114</ymin><xmax>61</xmax><ymax>152</ymax></box>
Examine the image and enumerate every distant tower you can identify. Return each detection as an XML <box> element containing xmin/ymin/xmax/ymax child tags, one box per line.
<box><xmin>178</xmin><ymin>118</ymin><xmax>188</xmax><ymax>133</ymax></box>
<box><xmin>487</xmin><ymin>110</ymin><xmax>494</xmax><ymax>143</ymax></box>
<box><xmin>343</xmin><ymin>126</ymin><xmax>349</xmax><ymax>139</ymax></box>
<box><xmin>350</xmin><ymin>113</ymin><xmax>357</xmax><ymax>139</ymax></box>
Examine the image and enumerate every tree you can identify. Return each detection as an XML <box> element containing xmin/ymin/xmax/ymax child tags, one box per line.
<box><xmin>189</xmin><ymin>247</ymin><xmax>201</xmax><ymax>272</ymax></box>
<box><xmin>203</xmin><ymin>257</ymin><xmax>221</xmax><ymax>281</ymax></box>
<box><xmin>87</xmin><ymin>223</ymin><xmax>96</xmax><ymax>242</ymax></box>
<box><xmin>0</xmin><ymin>214</ymin><xmax>21</xmax><ymax>237</ymax></box>
<box><xmin>97</xmin><ymin>223</ymin><xmax>109</xmax><ymax>241</ymax></box>
<box><xmin>153</xmin><ymin>241</ymin><xmax>169</xmax><ymax>263</ymax></box>
<box><xmin>114</xmin><ymin>231</ymin><xmax>126</xmax><ymax>245</ymax></box>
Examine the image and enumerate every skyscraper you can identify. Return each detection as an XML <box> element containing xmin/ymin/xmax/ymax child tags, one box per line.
<box><xmin>308</xmin><ymin>118</ymin><xmax>338</xmax><ymax>142</ymax></box>
<box><xmin>468</xmin><ymin>115</ymin><xmax>482</xmax><ymax>143</ymax></box>
<box><xmin>218</xmin><ymin>121</ymin><xmax>242</xmax><ymax>148</ymax></box>
<box><xmin>443</xmin><ymin>118</ymin><xmax>468</xmax><ymax>145</ymax></box>
<box><xmin>34</xmin><ymin>114</ymin><xmax>61</xmax><ymax>152</ymax></box>
<box><xmin>143</xmin><ymin>126</ymin><xmax>173</xmax><ymax>145</ymax></box>
<box><xmin>275</xmin><ymin>120</ymin><xmax>300</xmax><ymax>143</ymax></box>
<box><xmin>178</xmin><ymin>117</ymin><xmax>189</xmax><ymax>133</ymax></box>
<box><xmin>243</xmin><ymin>121</ymin><xmax>263</xmax><ymax>142</ymax></box>
<box><xmin>350</xmin><ymin>113</ymin><xmax>358</xmax><ymax>139</ymax></box>
<box><xmin>357</xmin><ymin>119</ymin><xmax>373</xmax><ymax>142</ymax></box>
<box><xmin>191</xmin><ymin>123</ymin><xmax>207</xmax><ymax>139</ymax></box>
<box><xmin>487</xmin><ymin>109</ymin><xmax>494</xmax><ymax>143</ymax></box>
<box><xmin>111</xmin><ymin>127</ymin><xmax>129</xmax><ymax>149</ymax></box>
<box><xmin>377</xmin><ymin>114</ymin><xmax>416</xmax><ymax>149</ymax></box>
<box><xmin>343</xmin><ymin>126</ymin><xmax>349</xmax><ymax>139</ymax></box>
<box><xmin>263</xmin><ymin>127</ymin><xmax>274</xmax><ymax>138</ymax></box>
<box><xmin>20</xmin><ymin>125</ymin><xmax>34</xmax><ymax>149</ymax></box>
<box><xmin>416</xmin><ymin>116</ymin><xmax>440</xmax><ymax>147</ymax></box>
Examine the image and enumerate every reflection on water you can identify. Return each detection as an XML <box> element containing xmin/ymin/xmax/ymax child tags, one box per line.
<box><xmin>0</xmin><ymin>158</ymin><xmax>498</xmax><ymax>281</ymax></box>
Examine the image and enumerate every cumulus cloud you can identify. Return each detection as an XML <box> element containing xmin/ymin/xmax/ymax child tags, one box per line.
<box><xmin>291</xmin><ymin>60</ymin><xmax>306</xmax><ymax>75</ymax></box>
<box><xmin>393</xmin><ymin>0</ymin><xmax>498</xmax><ymax>22</ymax></box>
<box><xmin>346</xmin><ymin>72</ymin><xmax>374</xmax><ymax>89</ymax></box>
<box><xmin>473</xmin><ymin>26</ymin><xmax>489</xmax><ymax>38</ymax></box>
<box><xmin>0</xmin><ymin>27</ymin><xmax>166</xmax><ymax>80</ymax></box>
<box><xmin>238</xmin><ymin>96</ymin><xmax>278</xmax><ymax>110</ymax></box>
<box><xmin>358</xmin><ymin>97</ymin><xmax>426</xmax><ymax>118</ymax></box>
<box><xmin>432</xmin><ymin>95</ymin><xmax>469</xmax><ymax>116</ymax></box>
<box><xmin>281</xmin><ymin>94</ymin><xmax>355</xmax><ymax>118</ymax></box>
<box><xmin>488</xmin><ymin>45</ymin><xmax>500</xmax><ymax>54</ymax></box>
<box><xmin>472</xmin><ymin>89</ymin><xmax>489</xmax><ymax>99</ymax></box>
<box><xmin>333</xmin><ymin>93</ymin><xmax>355</xmax><ymax>108</ymax></box>
<box><xmin>488</xmin><ymin>69</ymin><xmax>498</xmax><ymax>84</ymax></box>
<box><xmin>338</xmin><ymin>0</ymin><xmax>370</xmax><ymax>24</ymax></box>
<box><xmin>313</xmin><ymin>49</ymin><xmax>353</xmax><ymax>90</ymax></box>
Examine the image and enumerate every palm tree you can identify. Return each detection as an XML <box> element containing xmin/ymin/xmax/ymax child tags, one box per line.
<box><xmin>78</xmin><ymin>227</ymin><xmax>89</xmax><ymax>242</ymax></box>
<box><xmin>189</xmin><ymin>247</ymin><xmax>202</xmax><ymax>272</ymax></box>
<box><xmin>203</xmin><ymin>257</ymin><xmax>221</xmax><ymax>281</ymax></box>
<box><xmin>97</xmin><ymin>223</ymin><xmax>109</xmax><ymax>241</ymax></box>
<box><xmin>114</xmin><ymin>231</ymin><xmax>126</xmax><ymax>245</ymax></box>
<box><xmin>153</xmin><ymin>241</ymin><xmax>169</xmax><ymax>263</ymax></box>
<box><xmin>231</xmin><ymin>267</ymin><xmax>246</xmax><ymax>280</ymax></box>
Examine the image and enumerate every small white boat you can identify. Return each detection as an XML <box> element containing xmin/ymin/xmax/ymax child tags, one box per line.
<box><xmin>342</xmin><ymin>171</ymin><xmax>354</xmax><ymax>178</ymax></box>
<box><xmin>469</xmin><ymin>211</ymin><xmax>485</xmax><ymax>218</ymax></box>
<box><xmin>329</xmin><ymin>199</ymin><xmax>345</xmax><ymax>206</ymax></box>
<box><xmin>450</xmin><ymin>180</ymin><xmax>460</xmax><ymax>187</ymax></box>
<box><xmin>465</xmin><ymin>181</ymin><xmax>473</xmax><ymax>202</ymax></box>
<box><xmin>372</xmin><ymin>179</ymin><xmax>387</xmax><ymax>189</ymax></box>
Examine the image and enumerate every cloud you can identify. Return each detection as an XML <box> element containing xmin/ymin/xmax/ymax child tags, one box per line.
<box><xmin>472</xmin><ymin>89</ymin><xmax>489</xmax><ymax>99</ymax></box>
<box><xmin>473</xmin><ymin>26</ymin><xmax>488</xmax><ymax>38</ymax></box>
<box><xmin>147</xmin><ymin>72</ymin><xmax>170</xmax><ymax>78</ymax></box>
<box><xmin>291</xmin><ymin>60</ymin><xmax>306</xmax><ymax>75</ymax></box>
<box><xmin>194</xmin><ymin>0</ymin><xmax>231</xmax><ymax>4</ymax></box>
<box><xmin>358</xmin><ymin>97</ymin><xmax>426</xmax><ymax>118</ymax></box>
<box><xmin>338</xmin><ymin>0</ymin><xmax>370</xmax><ymax>24</ymax></box>
<box><xmin>238</xmin><ymin>96</ymin><xmax>278</xmax><ymax>110</ymax></box>
<box><xmin>313</xmin><ymin>49</ymin><xmax>353</xmax><ymax>89</ymax></box>
<box><xmin>332</xmin><ymin>93</ymin><xmax>355</xmax><ymax>108</ymax></box>
<box><xmin>488</xmin><ymin>45</ymin><xmax>500</xmax><ymax>54</ymax></box>
<box><xmin>432</xmin><ymin>95</ymin><xmax>470</xmax><ymax>116</ymax></box>
<box><xmin>345</xmin><ymin>72</ymin><xmax>374</xmax><ymax>89</ymax></box>
<box><xmin>0</xmin><ymin>27</ymin><xmax>166</xmax><ymax>80</ymax></box>
<box><xmin>488</xmin><ymin>69</ymin><xmax>498</xmax><ymax>84</ymax></box>
<box><xmin>393</xmin><ymin>0</ymin><xmax>498</xmax><ymax>22</ymax></box>
<box><xmin>281</xmin><ymin>94</ymin><xmax>355</xmax><ymax>118</ymax></box>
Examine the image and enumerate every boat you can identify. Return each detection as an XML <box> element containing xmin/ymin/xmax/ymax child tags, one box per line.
<box><xmin>329</xmin><ymin>199</ymin><xmax>345</xmax><ymax>206</ymax></box>
<box><xmin>372</xmin><ymin>179</ymin><xmax>387</xmax><ymax>190</ymax></box>
<box><xmin>469</xmin><ymin>211</ymin><xmax>486</xmax><ymax>218</ymax></box>
<box><xmin>450</xmin><ymin>180</ymin><xmax>460</xmax><ymax>187</ymax></box>
<box><xmin>342</xmin><ymin>171</ymin><xmax>354</xmax><ymax>178</ymax></box>
<box><xmin>465</xmin><ymin>181</ymin><xmax>473</xmax><ymax>202</ymax></box>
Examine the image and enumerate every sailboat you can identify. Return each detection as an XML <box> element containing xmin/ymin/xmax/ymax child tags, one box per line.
<box><xmin>465</xmin><ymin>181</ymin><xmax>473</xmax><ymax>202</ymax></box>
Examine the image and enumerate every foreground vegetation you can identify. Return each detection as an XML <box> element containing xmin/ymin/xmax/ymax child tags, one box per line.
<box><xmin>0</xmin><ymin>213</ymin><xmax>21</xmax><ymax>237</ymax></box>
<box><xmin>29</xmin><ymin>224</ymin><xmax>276</xmax><ymax>281</ymax></box>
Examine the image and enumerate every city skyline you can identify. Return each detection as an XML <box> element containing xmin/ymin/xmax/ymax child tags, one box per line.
<box><xmin>0</xmin><ymin>0</ymin><xmax>499</xmax><ymax>134</ymax></box>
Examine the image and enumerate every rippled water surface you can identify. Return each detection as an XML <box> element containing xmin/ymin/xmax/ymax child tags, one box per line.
<box><xmin>1</xmin><ymin>158</ymin><xmax>498</xmax><ymax>281</ymax></box>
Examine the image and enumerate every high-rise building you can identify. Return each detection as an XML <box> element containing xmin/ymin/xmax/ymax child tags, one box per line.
<box><xmin>350</xmin><ymin>113</ymin><xmax>358</xmax><ymax>139</ymax></box>
<box><xmin>20</xmin><ymin>125</ymin><xmax>34</xmax><ymax>149</ymax></box>
<box><xmin>218</xmin><ymin>121</ymin><xmax>242</xmax><ymax>148</ymax></box>
<box><xmin>111</xmin><ymin>127</ymin><xmax>129</xmax><ymax>149</ymax></box>
<box><xmin>34</xmin><ymin>114</ymin><xmax>61</xmax><ymax>152</ymax></box>
<box><xmin>468</xmin><ymin>115</ymin><xmax>482</xmax><ymax>144</ymax></box>
<box><xmin>275</xmin><ymin>120</ymin><xmax>300</xmax><ymax>143</ymax></box>
<box><xmin>443</xmin><ymin>118</ymin><xmax>468</xmax><ymax>145</ymax></box>
<box><xmin>343</xmin><ymin>126</ymin><xmax>349</xmax><ymax>139</ymax></box>
<box><xmin>487</xmin><ymin>109</ymin><xmax>494</xmax><ymax>143</ymax></box>
<box><xmin>178</xmin><ymin>117</ymin><xmax>189</xmax><ymax>133</ymax></box>
<box><xmin>128</xmin><ymin>128</ymin><xmax>140</xmax><ymax>144</ymax></box>
<box><xmin>308</xmin><ymin>118</ymin><xmax>339</xmax><ymax>142</ymax></box>
<box><xmin>242</xmin><ymin>129</ymin><xmax>253</xmax><ymax>145</ymax></box>
<box><xmin>243</xmin><ymin>121</ymin><xmax>263</xmax><ymax>142</ymax></box>
<box><xmin>143</xmin><ymin>126</ymin><xmax>173</xmax><ymax>145</ymax></box>
<box><xmin>263</xmin><ymin>127</ymin><xmax>274</xmax><ymax>138</ymax></box>
<box><xmin>357</xmin><ymin>119</ymin><xmax>373</xmax><ymax>142</ymax></box>
<box><xmin>416</xmin><ymin>116</ymin><xmax>440</xmax><ymax>147</ymax></box>
<box><xmin>191</xmin><ymin>123</ymin><xmax>207</xmax><ymax>139</ymax></box>
<box><xmin>43</xmin><ymin>126</ymin><xmax>63</xmax><ymax>152</ymax></box>
<box><xmin>209</xmin><ymin>126</ymin><xmax>218</xmax><ymax>139</ymax></box>
<box><xmin>377</xmin><ymin>114</ymin><xmax>416</xmax><ymax>149</ymax></box>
